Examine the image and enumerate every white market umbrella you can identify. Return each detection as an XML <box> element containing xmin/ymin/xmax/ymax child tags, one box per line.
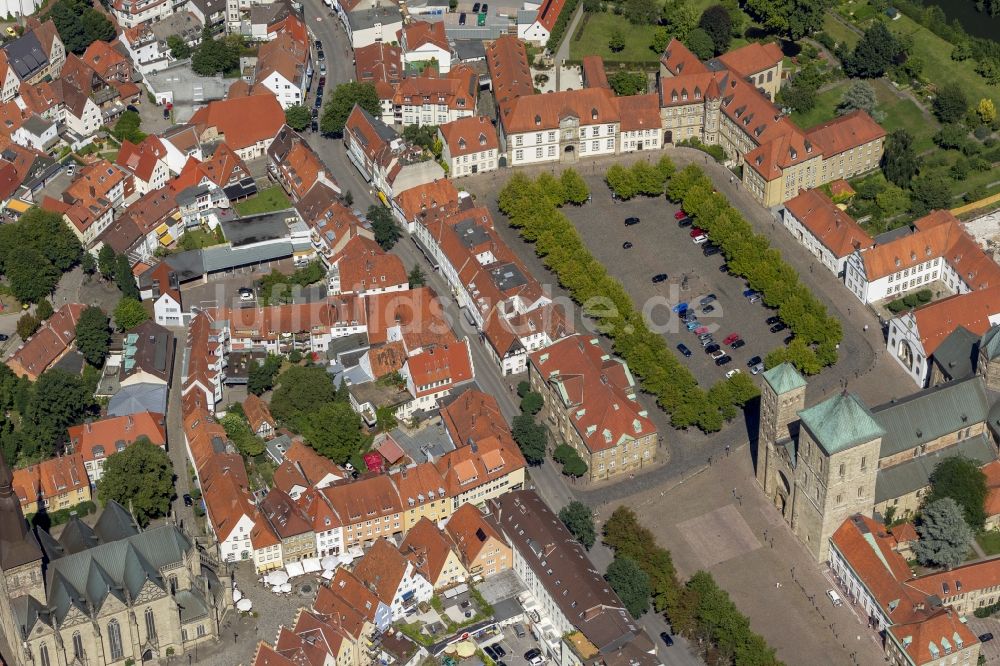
<box><xmin>280</xmin><ymin>583</ymin><xmax>292</xmax><ymax>593</ymax></box>
<box><xmin>236</xmin><ymin>598</ymin><xmax>253</xmax><ymax>612</ymax></box>
<box><xmin>322</xmin><ymin>569</ymin><xmax>335</xmax><ymax>580</ymax></box>
<box><xmin>233</xmin><ymin>589</ymin><xmax>243</xmax><ymax>603</ymax></box>
<box><xmin>321</xmin><ymin>556</ymin><xmax>337</xmax><ymax>569</ymax></box>
<box><xmin>269</xmin><ymin>570</ymin><xmax>290</xmax><ymax>585</ymax></box>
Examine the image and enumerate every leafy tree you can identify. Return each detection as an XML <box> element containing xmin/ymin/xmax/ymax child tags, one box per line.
<box><xmin>248</xmin><ymin>353</ymin><xmax>283</xmax><ymax>395</ymax></box>
<box><xmin>910</xmin><ymin>171</ymin><xmax>954</xmax><ymax>214</ymax></box>
<box><xmin>560</xmin><ymin>169</ymin><xmax>589</xmax><ymax>204</ymax></box>
<box><xmin>661</xmin><ymin>0</ymin><xmax>697</xmax><ymax>40</ymax></box>
<box><xmin>167</xmin><ymin>35</ymin><xmax>191</xmax><ymax>59</ymax></box>
<box><xmin>402</xmin><ymin>124</ymin><xmax>442</xmax><ymax>156</ymax></box>
<box><xmin>7</xmin><ymin>248</ymin><xmax>59</xmax><ymax>303</ymax></box>
<box><xmin>375</xmin><ymin>405</ymin><xmax>398</xmax><ymax>433</ymax></box>
<box><xmin>559</xmin><ymin>501</ymin><xmax>596</xmax><ymax>549</ymax></box>
<box><xmin>608</xmin><ymin>71</ymin><xmax>646</xmax><ymax>96</ymax></box>
<box><xmin>683</xmin><ymin>27</ymin><xmax>715</xmax><ymax>60</ymax></box>
<box><xmin>519</xmin><ymin>391</ymin><xmax>543</xmax><ymax>415</ymax></box>
<box><xmin>875</xmin><ymin>185</ymin><xmax>910</xmax><ymax>216</ymax></box>
<box><xmin>320</xmin><ymin>83</ymin><xmax>380</xmax><ymax>137</ymax></box>
<box><xmin>843</xmin><ymin>22</ymin><xmax>903</xmax><ymax>78</ymax></box>
<box><xmin>511</xmin><ymin>414</ymin><xmax>546</xmax><ymax>465</ymax></box>
<box><xmin>26</xmin><ymin>370</ymin><xmax>96</xmax><ymax>457</ymax></box>
<box><xmin>220</xmin><ymin>413</ymin><xmax>265</xmax><ymax>457</ymax></box>
<box><xmin>80</xmin><ymin>252</ymin><xmax>96</xmax><ymax>275</ymax></box>
<box><xmin>368</xmin><ymin>205</ymin><xmax>401</xmax><ymax>250</ymax></box>
<box><xmin>913</xmin><ymin>498</ymin><xmax>973</xmax><ymax>569</ymax></box>
<box><xmin>270</xmin><ymin>365</ymin><xmax>336</xmax><ymax>424</ymax></box>
<box><xmin>933</xmin><ymin>82</ymin><xmax>970</xmax><ymax>124</ymax></box>
<box><xmin>191</xmin><ymin>30</ymin><xmax>241</xmax><ymax>76</ymax></box>
<box><xmin>299</xmin><ymin>402</ymin><xmax>364</xmax><ymax>463</ymax></box>
<box><xmin>113</xmin><ymin>298</ymin><xmax>149</xmax><ymax>331</ymax></box>
<box><xmin>743</xmin><ymin>0</ymin><xmax>826</xmax><ymax>40</ymax></box>
<box><xmin>934</xmin><ymin>123</ymin><xmax>971</xmax><ymax>151</ymax></box>
<box><xmin>836</xmin><ymin>81</ymin><xmax>877</xmax><ymax>117</ymax></box>
<box><xmin>97</xmin><ymin>438</ymin><xmax>174</xmax><ymax>527</ymax></box>
<box><xmin>16</xmin><ymin>314</ymin><xmax>39</xmax><ymax>340</ymax></box>
<box><xmin>98</xmin><ymin>245</ymin><xmax>117</xmax><ymax>280</ymax></box>
<box><xmin>605</xmin><ymin>556</ymin><xmax>651</xmax><ymax>618</ymax></box>
<box><xmin>651</xmin><ymin>28</ymin><xmax>671</xmax><ymax>55</ymax></box>
<box><xmin>606</xmin><ymin>164</ymin><xmax>638</xmax><ymax>199</ymax></box>
<box><xmin>114</xmin><ymin>254</ymin><xmax>140</xmax><ymax>300</ymax></box>
<box><xmin>48</xmin><ymin>0</ymin><xmax>114</xmax><ymax>53</ymax></box>
<box><xmin>408</xmin><ymin>264</ymin><xmax>426</xmax><ymax>287</ymax></box>
<box><xmin>977</xmin><ymin>98</ymin><xmax>997</xmax><ymax>125</ymax></box>
<box><xmin>75</xmin><ymin>306</ymin><xmax>110</xmax><ymax>367</ymax></box>
<box><xmin>926</xmin><ymin>456</ymin><xmax>988</xmax><ymax>531</ymax></box>
<box><xmin>881</xmin><ymin>129</ymin><xmax>918</xmax><ymax>188</ymax></box>
<box><xmin>561</xmin><ymin>454</ymin><xmax>588</xmax><ymax>478</ymax></box>
<box><xmin>608</xmin><ymin>29</ymin><xmax>625</xmax><ymax>53</ymax></box>
<box><xmin>698</xmin><ymin>5</ymin><xmax>732</xmax><ymax>54</ymax></box>
<box><xmin>779</xmin><ymin>81</ymin><xmax>817</xmax><ymax>112</ymax></box>
<box><xmin>35</xmin><ymin>299</ymin><xmax>53</xmax><ymax>322</ymax></box>
<box><xmin>111</xmin><ymin>111</ymin><xmax>145</xmax><ymax>144</ymax></box>
<box><xmin>624</xmin><ymin>0</ymin><xmax>658</xmax><ymax>25</ymax></box>
<box><xmin>285</xmin><ymin>104</ymin><xmax>312</xmax><ymax>131</ymax></box>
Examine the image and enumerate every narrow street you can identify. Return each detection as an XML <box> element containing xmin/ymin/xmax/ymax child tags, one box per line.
<box><xmin>166</xmin><ymin>326</ymin><xmax>197</xmax><ymax>532</ymax></box>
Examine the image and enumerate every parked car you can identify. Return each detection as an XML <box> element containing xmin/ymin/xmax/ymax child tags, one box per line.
<box><xmin>677</xmin><ymin>216</ymin><xmax>692</xmax><ymax>227</ymax></box>
<box><xmin>700</xmin><ymin>294</ymin><xmax>717</xmax><ymax>306</ymax></box>
<box><xmin>770</xmin><ymin>322</ymin><xmax>787</xmax><ymax>333</ymax></box>
<box><xmin>0</xmin><ymin>334</ymin><xmax>7</xmax><ymax>341</ymax></box>
<box><xmin>698</xmin><ymin>332</ymin><xmax>713</xmax><ymax>341</ymax></box>
<box><xmin>459</xmin><ymin>12</ymin><xmax>467</xmax><ymax>24</ymax></box>
<box><xmin>693</xmin><ymin>326</ymin><xmax>709</xmax><ymax>335</ymax></box>
<box><xmin>723</xmin><ymin>333</ymin><xmax>741</xmax><ymax>345</ymax></box>
<box><xmin>750</xmin><ymin>362</ymin><xmax>765</xmax><ymax>375</ymax></box>
<box><xmin>183</xmin><ymin>494</ymin><xmax>193</xmax><ymax>507</ymax></box>
<box><xmin>674</xmin><ymin>210</ymin><xmax>687</xmax><ymax>220</ymax></box>
<box><xmin>318</xmin><ymin>76</ymin><xmax>326</xmax><ymax>86</ymax></box>
<box><xmin>693</xmin><ymin>235</ymin><xmax>709</xmax><ymax>245</ymax></box>
<box><xmin>310</xmin><ymin>120</ymin><xmax>319</xmax><ymax>132</ymax></box>
<box><xmin>311</xmin><ymin>107</ymin><xmax>319</xmax><ymax>118</ymax></box>
<box><xmin>704</xmin><ymin>343</ymin><xmax>720</xmax><ymax>354</ymax></box>
<box><xmin>701</xmin><ymin>304</ymin><xmax>715</xmax><ymax>314</ymax></box>
<box><xmin>622</xmin><ymin>241</ymin><xmax>633</xmax><ymax>249</ymax></box>
<box><xmin>314</xmin><ymin>39</ymin><xmax>322</xmax><ymax>48</ymax></box>
<box><xmin>493</xmin><ymin>645</ymin><xmax>505</xmax><ymax>657</ymax></box>
<box><xmin>66</xmin><ymin>163</ymin><xmax>76</xmax><ymax>176</ymax></box>
<box><xmin>979</xmin><ymin>633</ymin><xmax>994</xmax><ymax>643</ymax></box>
<box><xmin>689</xmin><ymin>227</ymin><xmax>705</xmax><ymax>238</ymax></box>
<box><xmin>725</xmin><ymin>369</ymin><xmax>742</xmax><ymax>379</ymax></box>
<box><xmin>4</xmin><ymin>27</ymin><xmax>15</xmax><ymax>37</ymax></box>
<box><xmin>660</xmin><ymin>632</ymin><xmax>674</xmax><ymax>647</ymax></box>
<box><xmin>315</xmin><ymin>96</ymin><xmax>323</xmax><ymax>108</ymax></box>
<box><xmin>703</xmin><ymin>244</ymin><xmax>720</xmax><ymax>256</ymax></box>
<box><xmin>715</xmin><ymin>355</ymin><xmax>732</xmax><ymax>366</ymax></box>
<box><xmin>672</xmin><ymin>302</ymin><xmax>688</xmax><ymax>313</ymax></box>
<box><xmin>483</xmin><ymin>646</ymin><xmax>498</xmax><ymax>660</ymax></box>
<box><xmin>699</xmin><ymin>337</ymin><xmax>714</xmax><ymax>348</ymax></box>
<box><xmin>730</xmin><ymin>339</ymin><xmax>746</xmax><ymax>349</ymax></box>
<box><xmin>318</xmin><ymin>49</ymin><xmax>325</xmax><ymax>60</ymax></box>
<box><xmin>625</xmin><ymin>216</ymin><xmax>641</xmax><ymax>226</ymax></box>
<box><xmin>677</xmin><ymin>343</ymin><xmax>692</xmax><ymax>357</ymax></box>
<box><xmin>482</xmin><ymin>2</ymin><xmax>488</xmax><ymax>11</ymax></box>
<box><xmin>748</xmin><ymin>293</ymin><xmax>761</xmax><ymax>303</ymax></box>
<box><xmin>747</xmin><ymin>355</ymin><xmax>762</xmax><ymax>368</ymax></box>
<box><xmin>766</xmin><ymin>315</ymin><xmax>781</xmax><ymax>325</ymax></box>
<box><xmin>651</xmin><ymin>273</ymin><xmax>668</xmax><ymax>283</ymax></box>
<box><xmin>710</xmin><ymin>349</ymin><xmax>726</xmax><ymax>360</ymax></box>
<box><xmin>472</xmin><ymin>2</ymin><xmax>480</xmax><ymax>10</ymax></box>
<box><xmin>524</xmin><ymin>649</ymin><xmax>543</xmax><ymax>665</ymax></box>
<box><xmin>126</xmin><ymin>104</ymin><xmax>140</xmax><ymax>113</ymax></box>
<box><xmin>686</xmin><ymin>321</ymin><xmax>701</xmax><ymax>331</ymax></box>
<box><xmin>683</xmin><ymin>312</ymin><xmax>697</xmax><ymax>324</ymax></box>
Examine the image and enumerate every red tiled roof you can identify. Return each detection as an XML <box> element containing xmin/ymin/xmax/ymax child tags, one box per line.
<box><xmin>984</xmin><ymin>460</ymin><xmax>1000</xmax><ymax>518</ymax></box>
<box><xmin>355</xmin><ymin>42</ymin><xmax>402</xmax><ymax>86</ymax></box>
<box><xmin>284</xmin><ymin>440</ymin><xmax>344</xmax><ymax>486</ymax></box>
<box><xmin>67</xmin><ymin>413</ymin><xmax>166</xmax><ymax>464</ymax></box>
<box><xmin>6</xmin><ymin>303</ymin><xmax>85</xmax><ymax>381</ymax></box>
<box><xmin>887</xmin><ymin>610</ymin><xmax>978</xmax><ymax>666</ymax></box>
<box><xmin>352</xmin><ymin>537</ymin><xmax>410</xmax><ymax>605</ymax></box>
<box><xmin>321</xmin><ymin>474</ymin><xmax>402</xmax><ymax>526</ymax></box>
<box><xmin>535</xmin><ymin>0</ymin><xmax>566</xmax><ymax>31</ymax></box>
<box><xmin>503</xmin><ymin>87</ymin><xmax>617</xmax><ymax>134</ymax></box>
<box><xmin>784</xmin><ymin>188</ymin><xmax>873</xmax><ymax>258</ymax></box>
<box><xmin>716</xmin><ymin>41</ymin><xmax>783</xmax><ymax>77</ymax></box>
<box><xmin>399</xmin><ymin>21</ymin><xmax>449</xmax><ymax>53</ymax></box>
<box><xmin>444</xmin><ymin>503</ymin><xmax>504</xmax><ymax>566</ymax></box>
<box><xmin>659</xmin><ymin>38</ymin><xmax>708</xmax><ymax>76</ymax></box>
<box><xmin>581</xmin><ymin>55</ymin><xmax>609</xmax><ymax>89</ymax></box>
<box><xmin>617</xmin><ymin>94</ymin><xmax>661</xmax><ymax>132</ymax></box>
<box><xmin>438</xmin><ymin>116</ymin><xmax>499</xmax><ymax>158</ymax></box>
<box><xmin>259</xmin><ymin>487</ymin><xmax>312</xmax><ymax>539</ymax></box>
<box><xmin>189</xmin><ymin>94</ymin><xmax>284</xmax><ymax>152</ymax></box>
<box><xmin>394</xmin><ymin>179</ymin><xmax>460</xmax><ymax>222</ymax></box>
<box><xmin>400</xmin><ymin>516</ymin><xmax>457</xmax><ymax>583</ymax></box>
<box><xmin>316</xmin><ymin>568</ymin><xmax>379</xmax><ymax>631</ymax></box>
<box><xmin>116</xmin><ymin>135</ymin><xmax>167</xmax><ymax>182</ymax></box>
<box><xmin>330</xmin><ymin>235</ymin><xmax>407</xmax><ymax>294</ymax></box>
<box><xmin>243</xmin><ymin>394</ymin><xmax>275</xmax><ymax>434</ymax></box>
<box><xmin>529</xmin><ymin>335</ymin><xmax>656</xmax><ymax>454</ymax></box>
<box><xmin>486</xmin><ymin>36</ymin><xmax>534</xmax><ymax>120</ymax></box>
<box><xmin>805</xmin><ymin>110</ymin><xmax>886</xmax><ymax>159</ymax></box>
<box><xmin>12</xmin><ymin>453</ymin><xmax>88</xmax><ymax>507</ymax></box>
<box><xmin>435</xmin><ymin>430</ymin><xmax>525</xmax><ymax>498</ymax></box>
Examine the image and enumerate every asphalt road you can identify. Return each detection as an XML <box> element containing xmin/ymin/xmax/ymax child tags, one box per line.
<box><xmin>298</xmin><ymin>5</ymin><xmax>700</xmax><ymax>664</ymax></box>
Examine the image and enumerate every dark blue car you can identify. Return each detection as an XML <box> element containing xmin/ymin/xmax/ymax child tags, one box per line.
<box><xmin>677</xmin><ymin>343</ymin><xmax>692</xmax><ymax>357</ymax></box>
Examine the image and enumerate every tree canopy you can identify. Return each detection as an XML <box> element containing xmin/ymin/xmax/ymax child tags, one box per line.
<box><xmin>933</xmin><ymin>82</ymin><xmax>970</xmax><ymax>124</ymax></box>
<box><xmin>683</xmin><ymin>27</ymin><xmax>715</xmax><ymax>61</ymax></box>
<box><xmin>167</xmin><ymin>35</ymin><xmax>191</xmax><ymax>59</ymax></box>
<box><xmin>321</xmin><ymin>83</ymin><xmax>380</xmax><ymax>137</ymax></box>
<box><xmin>743</xmin><ymin>0</ymin><xmax>826</xmax><ymax>40</ymax></box>
<box><xmin>285</xmin><ymin>104</ymin><xmax>312</xmax><ymax>131</ymax></box>
<box><xmin>623</xmin><ymin>0</ymin><xmax>659</xmax><ymax>25</ymax></box>
<box><xmin>511</xmin><ymin>414</ymin><xmax>546</xmax><ymax>465</ymax></box>
<box><xmin>248</xmin><ymin>353</ymin><xmax>283</xmax><ymax>395</ymax></box>
<box><xmin>220</xmin><ymin>413</ymin><xmax>266</xmax><ymax>457</ymax></box>
<box><xmin>926</xmin><ymin>456</ymin><xmax>988</xmax><ymax>531</ymax></box>
<box><xmin>698</xmin><ymin>5</ymin><xmax>732</xmax><ymax>55</ymax></box>
<box><xmin>191</xmin><ymin>30</ymin><xmax>243</xmax><ymax>76</ymax></box>
<box><xmin>111</xmin><ymin>111</ymin><xmax>145</xmax><ymax>144</ymax></box>
<box><xmin>559</xmin><ymin>169</ymin><xmax>590</xmax><ymax>204</ymax></box>
<box><xmin>113</xmin><ymin>297</ymin><xmax>149</xmax><ymax>331</ymax></box>
<box><xmin>881</xmin><ymin>129</ymin><xmax>918</xmax><ymax>188</ymax></box>
<box><xmin>270</xmin><ymin>365</ymin><xmax>337</xmax><ymax>424</ymax></box>
<box><xmin>0</xmin><ymin>208</ymin><xmax>82</xmax><ymax>303</ymax></box>
<box><xmin>843</xmin><ymin>21</ymin><xmax>904</xmax><ymax>78</ymax></box>
<box><xmin>97</xmin><ymin>438</ymin><xmax>175</xmax><ymax>527</ymax></box>
<box><xmin>298</xmin><ymin>402</ymin><xmax>365</xmax><ymax>463</ymax></box>
<box><xmin>608</xmin><ymin>71</ymin><xmax>647</xmax><ymax>97</ymax></box>
<box><xmin>559</xmin><ymin>501</ymin><xmax>596</xmax><ymax>549</ymax></box>
<box><xmin>368</xmin><ymin>205</ymin><xmax>401</xmax><ymax>250</ymax></box>
<box><xmin>75</xmin><ymin>306</ymin><xmax>111</xmax><ymax>368</ymax></box>
<box><xmin>48</xmin><ymin>0</ymin><xmax>114</xmax><ymax>54</ymax></box>
<box><xmin>913</xmin><ymin>497</ymin><xmax>973</xmax><ymax>569</ymax></box>
<box><xmin>836</xmin><ymin>81</ymin><xmax>877</xmax><ymax>117</ymax></box>
<box><xmin>606</xmin><ymin>556</ymin><xmax>651</xmax><ymax>618</ymax></box>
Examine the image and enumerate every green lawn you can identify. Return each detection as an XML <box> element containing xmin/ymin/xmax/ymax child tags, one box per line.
<box><xmin>790</xmin><ymin>81</ymin><xmax>850</xmax><ymax>128</ymax></box>
<box><xmin>871</xmin><ymin>80</ymin><xmax>938</xmax><ymax>153</ymax></box>
<box><xmin>887</xmin><ymin>13</ymin><xmax>999</xmax><ymax>109</ymax></box>
<box><xmin>978</xmin><ymin>531</ymin><xmax>1000</xmax><ymax>556</ymax></box>
<box><xmin>178</xmin><ymin>227</ymin><xmax>225</xmax><ymax>251</ymax></box>
<box><xmin>234</xmin><ymin>185</ymin><xmax>292</xmax><ymax>216</ymax></box>
<box><xmin>822</xmin><ymin>12</ymin><xmax>859</xmax><ymax>49</ymax></box>
<box><xmin>569</xmin><ymin>13</ymin><xmax>660</xmax><ymax>63</ymax></box>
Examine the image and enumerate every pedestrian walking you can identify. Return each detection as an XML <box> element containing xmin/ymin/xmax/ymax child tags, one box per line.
<box><xmin>732</xmin><ymin>487</ymin><xmax>737</xmax><ymax>498</ymax></box>
<box><xmin>863</xmin><ymin>324</ymin><xmax>869</xmax><ymax>331</ymax></box>
<box><xmin>725</xmin><ymin>444</ymin><xmax>731</xmax><ymax>456</ymax></box>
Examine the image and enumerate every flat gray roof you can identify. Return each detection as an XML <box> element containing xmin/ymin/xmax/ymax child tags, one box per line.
<box><xmin>222</xmin><ymin>209</ymin><xmax>298</xmax><ymax>247</ymax></box>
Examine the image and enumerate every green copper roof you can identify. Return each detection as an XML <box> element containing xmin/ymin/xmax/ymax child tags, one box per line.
<box><xmin>762</xmin><ymin>363</ymin><xmax>807</xmax><ymax>395</ymax></box>
<box><xmin>798</xmin><ymin>391</ymin><xmax>885</xmax><ymax>455</ymax></box>
<box><xmin>981</xmin><ymin>325</ymin><xmax>1000</xmax><ymax>360</ymax></box>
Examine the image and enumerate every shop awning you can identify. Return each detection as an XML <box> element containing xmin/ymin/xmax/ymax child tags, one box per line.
<box><xmin>5</xmin><ymin>199</ymin><xmax>31</xmax><ymax>214</ymax></box>
<box><xmin>159</xmin><ymin>233</ymin><xmax>174</xmax><ymax>246</ymax></box>
<box><xmin>154</xmin><ymin>223</ymin><xmax>169</xmax><ymax>236</ymax></box>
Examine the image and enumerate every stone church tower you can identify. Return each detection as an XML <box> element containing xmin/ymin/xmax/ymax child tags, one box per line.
<box><xmin>0</xmin><ymin>451</ymin><xmax>44</xmax><ymax>664</ymax></box>
<box><xmin>756</xmin><ymin>363</ymin><xmax>886</xmax><ymax>561</ymax></box>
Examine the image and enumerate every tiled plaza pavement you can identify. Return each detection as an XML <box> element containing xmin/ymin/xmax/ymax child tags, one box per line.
<box><xmin>593</xmin><ymin>447</ymin><xmax>886</xmax><ymax>666</ymax></box>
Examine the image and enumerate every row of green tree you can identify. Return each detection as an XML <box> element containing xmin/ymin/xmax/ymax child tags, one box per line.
<box><xmin>511</xmin><ymin>380</ymin><xmax>547</xmax><ymax>466</ymax></box>
<box><xmin>603</xmin><ymin>507</ymin><xmax>783</xmax><ymax>664</ymax></box>
<box><xmin>47</xmin><ymin>0</ymin><xmax>114</xmax><ymax>55</ymax></box>
<box><xmin>605</xmin><ymin>159</ymin><xmax>675</xmax><ymax>200</ymax></box>
<box><xmin>498</xmin><ymin>168</ymin><xmax>758</xmax><ymax>432</ymax></box>
<box><xmin>259</xmin><ymin>261</ymin><xmax>326</xmax><ymax>306</ymax></box>
<box><xmin>667</xmin><ymin>165</ymin><xmax>843</xmax><ymax>374</ymax></box>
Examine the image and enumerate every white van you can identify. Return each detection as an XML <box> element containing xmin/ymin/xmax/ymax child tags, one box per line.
<box><xmin>826</xmin><ymin>589</ymin><xmax>843</xmax><ymax>607</ymax></box>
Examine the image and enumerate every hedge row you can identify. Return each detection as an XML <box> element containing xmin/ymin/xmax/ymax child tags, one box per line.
<box><xmin>498</xmin><ymin>168</ymin><xmax>759</xmax><ymax>432</ymax></box>
<box><xmin>666</xmin><ymin>165</ymin><xmax>843</xmax><ymax>374</ymax></box>
<box><xmin>546</xmin><ymin>0</ymin><xmax>581</xmax><ymax>52</ymax></box>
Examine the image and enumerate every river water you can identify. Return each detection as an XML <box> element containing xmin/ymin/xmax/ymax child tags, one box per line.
<box><xmin>920</xmin><ymin>0</ymin><xmax>1000</xmax><ymax>41</ymax></box>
